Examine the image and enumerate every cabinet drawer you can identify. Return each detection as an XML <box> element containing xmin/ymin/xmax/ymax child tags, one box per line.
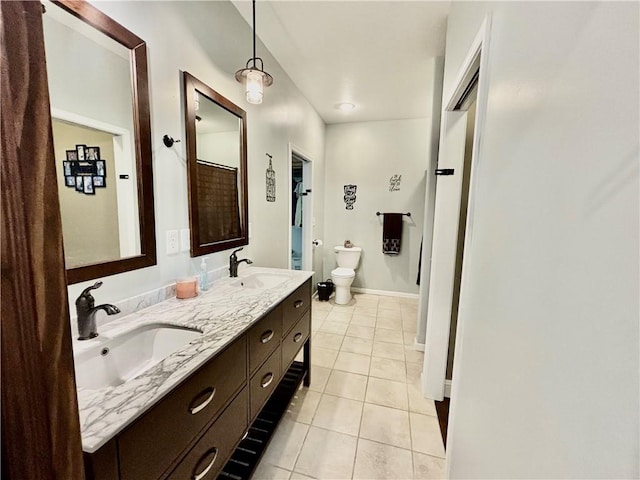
<box><xmin>282</xmin><ymin>280</ymin><xmax>311</xmax><ymax>334</ymax></box>
<box><xmin>250</xmin><ymin>350</ymin><xmax>281</xmax><ymax>420</ymax></box>
<box><xmin>118</xmin><ymin>337</ymin><xmax>247</xmax><ymax>480</ymax></box>
<box><xmin>282</xmin><ymin>310</ymin><xmax>310</xmax><ymax>371</ymax></box>
<box><xmin>248</xmin><ymin>307</ymin><xmax>282</xmax><ymax>373</ymax></box>
<box><xmin>167</xmin><ymin>388</ymin><xmax>248</xmax><ymax>480</ymax></box>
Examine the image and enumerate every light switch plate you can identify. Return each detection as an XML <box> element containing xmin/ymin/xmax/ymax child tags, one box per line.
<box><xmin>180</xmin><ymin>228</ymin><xmax>190</xmax><ymax>252</ymax></box>
<box><xmin>166</xmin><ymin>230</ymin><xmax>179</xmax><ymax>255</ymax></box>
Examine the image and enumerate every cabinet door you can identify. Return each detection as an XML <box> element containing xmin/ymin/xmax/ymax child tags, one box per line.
<box><xmin>282</xmin><ymin>280</ymin><xmax>311</xmax><ymax>335</ymax></box>
<box><xmin>167</xmin><ymin>388</ymin><xmax>248</xmax><ymax>480</ymax></box>
<box><xmin>248</xmin><ymin>306</ymin><xmax>282</xmax><ymax>373</ymax></box>
<box><xmin>118</xmin><ymin>337</ymin><xmax>247</xmax><ymax>480</ymax></box>
<box><xmin>282</xmin><ymin>310</ymin><xmax>310</xmax><ymax>371</ymax></box>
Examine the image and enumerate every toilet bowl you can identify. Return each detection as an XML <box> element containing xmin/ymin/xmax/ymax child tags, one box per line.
<box><xmin>330</xmin><ymin>246</ymin><xmax>362</xmax><ymax>305</ymax></box>
<box><xmin>330</xmin><ymin>267</ymin><xmax>356</xmax><ymax>305</ymax></box>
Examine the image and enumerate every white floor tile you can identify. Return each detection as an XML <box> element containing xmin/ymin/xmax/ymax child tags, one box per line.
<box><xmin>370</xmin><ymin>357</ymin><xmax>406</xmax><ymax>382</ymax></box>
<box><xmin>353</xmin><ymin>439</ymin><xmax>414</xmax><ymax>480</ymax></box>
<box><xmin>376</xmin><ymin>317</ymin><xmax>403</xmax><ymax>330</ymax></box>
<box><xmin>252</xmin><ymin>462</ymin><xmax>292</xmax><ymax>480</ymax></box>
<box><xmin>311</xmin><ymin>346</ymin><xmax>338</xmax><ymax>369</ymax></box>
<box><xmin>334</xmin><ymin>351</ymin><xmax>371</xmax><ymax>375</ymax></box>
<box><xmin>413</xmin><ymin>452</ymin><xmax>446</xmax><ymax>479</ymax></box>
<box><xmin>374</xmin><ymin>327</ymin><xmax>404</xmax><ymax>344</ymax></box>
<box><xmin>285</xmin><ymin>388</ymin><xmax>322</xmax><ymax>424</ymax></box>
<box><xmin>404</xmin><ymin>346</ymin><xmax>424</xmax><ymax>364</ymax></box>
<box><xmin>407</xmin><ymin>384</ymin><xmax>437</xmax><ymax>416</ymax></box>
<box><xmin>360</xmin><ymin>403</ymin><xmax>411</xmax><ymax>449</ymax></box>
<box><xmin>294</xmin><ymin>426</ymin><xmax>357</xmax><ymax>479</ymax></box>
<box><xmin>372</xmin><ymin>341</ymin><xmax>405</xmax><ymax>361</ymax></box>
<box><xmin>410</xmin><ymin>412</ymin><xmax>446</xmax><ymax>458</ymax></box>
<box><xmin>260</xmin><ymin>418</ymin><xmax>309</xmax><ymax>471</ymax></box>
<box><xmin>312</xmin><ymin>394</ymin><xmax>363</xmax><ymax>435</ymax></box>
<box><xmin>350</xmin><ymin>313</ymin><xmax>377</xmax><ymax>328</ymax></box>
<box><xmin>354</xmin><ymin>305</ymin><xmax>378</xmax><ymax>316</ymax></box>
<box><xmin>377</xmin><ymin>307</ymin><xmax>402</xmax><ymax>320</ymax></box>
<box><xmin>346</xmin><ymin>324</ymin><xmax>375</xmax><ymax>340</ymax></box>
<box><xmin>319</xmin><ymin>320</ymin><xmax>349</xmax><ymax>335</ymax></box>
<box><xmin>325</xmin><ymin>311</ymin><xmax>353</xmax><ymax>323</ymax></box>
<box><xmin>308</xmin><ymin>365</ymin><xmax>331</xmax><ymax>393</ymax></box>
<box><xmin>325</xmin><ymin>370</ymin><xmax>368</xmax><ymax>401</ymax></box>
<box><xmin>313</xmin><ymin>331</ymin><xmax>344</xmax><ymax>351</ymax></box>
<box><xmin>341</xmin><ymin>336</ymin><xmax>374</xmax><ymax>356</ymax></box>
<box><xmin>365</xmin><ymin>377</ymin><xmax>409</xmax><ymax>410</ymax></box>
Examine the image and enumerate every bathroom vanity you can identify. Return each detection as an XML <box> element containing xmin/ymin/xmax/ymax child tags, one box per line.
<box><xmin>77</xmin><ymin>268</ymin><xmax>312</xmax><ymax>480</ymax></box>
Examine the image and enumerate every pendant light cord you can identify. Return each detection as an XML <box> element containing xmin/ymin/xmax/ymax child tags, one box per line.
<box><xmin>252</xmin><ymin>0</ymin><xmax>257</xmax><ymax>66</ymax></box>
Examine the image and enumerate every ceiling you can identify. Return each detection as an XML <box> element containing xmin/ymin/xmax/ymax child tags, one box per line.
<box><xmin>231</xmin><ymin>1</ymin><xmax>450</xmax><ymax>124</ymax></box>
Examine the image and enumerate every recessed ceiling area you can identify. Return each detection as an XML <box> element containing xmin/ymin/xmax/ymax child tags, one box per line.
<box><xmin>231</xmin><ymin>1</ymin><xmax>450</xmax><ymax>124</ymax></box>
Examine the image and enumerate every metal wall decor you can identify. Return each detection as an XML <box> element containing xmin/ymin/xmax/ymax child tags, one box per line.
<box><xmin>62</xmin><ymin>144</ymin><xmax>106</xmax><ymax>195</ymax></box>
<box><xmin>389</xmin><ymin>174</ymin><xmax>401</xmax><ymax>192</ymax></box>
<box><xmin>265</xmin><ymin>153</ymin><xmax>276</xmax><ymax>202</ymax></box>
<box><xmin>344</xmin><ymin>184</ymin><xmax>357</xmax><ymax>210</ymax></box>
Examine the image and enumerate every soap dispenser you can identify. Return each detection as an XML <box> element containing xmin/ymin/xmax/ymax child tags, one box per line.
<box><xmin>199</xmin><ymin>257</ymin><xmax>209</xmax><ymax>291</ymax></box>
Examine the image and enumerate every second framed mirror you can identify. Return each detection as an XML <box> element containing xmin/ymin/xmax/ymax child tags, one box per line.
<box><xmin>183</xmin><ymin>72</ymin><xmax>248</xmax><ymax>256</ymax></box>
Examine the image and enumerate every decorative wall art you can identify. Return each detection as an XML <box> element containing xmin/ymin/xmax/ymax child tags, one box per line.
<box><xmin>265</xmin><ymin>153</ymin><xmax>276</xmax><ymax>202</ymax></box>
<box><xmin>62</xmin><ymin>144</ymin><xmax>106</xmax><ymax>195</ymax></box>
<box><xmin>344</xmin><ymin>184</ymin><xmax>357</xmax><ymax>210</ymax></box>
<box><xmin>389</xmin><ymin>174</ymin><xmax>402</xmax><ymax>192</ymax></box>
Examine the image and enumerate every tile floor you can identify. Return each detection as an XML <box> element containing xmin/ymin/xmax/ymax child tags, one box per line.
<box><xmin>252</xmin><ymin>293</ymin><xmax>446</xmax><ymax>479</ymax></box>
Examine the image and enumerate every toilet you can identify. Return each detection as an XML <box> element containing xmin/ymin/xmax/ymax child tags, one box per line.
<box><xmin>330</xmin><ymin>246</ymin><xmax>362</xmax><ymax>305</ymax></box>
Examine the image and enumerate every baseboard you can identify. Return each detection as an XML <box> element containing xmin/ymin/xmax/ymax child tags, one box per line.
<box><xmin>413</xmin><ymin>340</ymin><xmax>425</xmax><ymax>352</ymax></box>
<box><xmin>444</xmin><ymin>380</ymin><xmax>452</xmax><ymax>398</ymax></box>
<box><xmin>351</xmin><ymin>287</ymin><xmax>419</xmax><ymax>299</ymax></box>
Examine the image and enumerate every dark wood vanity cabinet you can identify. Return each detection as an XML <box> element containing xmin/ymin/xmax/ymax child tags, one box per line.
<box><xmin>84</xmin><ymin>279</ymin><xmax>312</xmax><ymax>480</ymax></box>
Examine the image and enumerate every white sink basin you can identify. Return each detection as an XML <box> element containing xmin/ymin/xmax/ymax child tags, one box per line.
<box><xmin>232</xmin><ymin>272</ymin><xmax>291</xmax><ymax>289</ymax></box>
<box><xmin>74</xmin><ymin>323</ymin><xmax>202</xmax><ymax>390</ymax></box>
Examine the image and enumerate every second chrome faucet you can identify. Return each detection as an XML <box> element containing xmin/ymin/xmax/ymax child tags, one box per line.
<box><xmin>229</xmin><ymin>247</ymin><xmax>252</xmax><ymax>277</ymax></box>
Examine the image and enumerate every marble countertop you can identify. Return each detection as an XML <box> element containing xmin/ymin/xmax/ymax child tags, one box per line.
<box><xmin>75</xmin><ymin>267</ymin><xmax>313</xmax><ymax>453</ymax></box>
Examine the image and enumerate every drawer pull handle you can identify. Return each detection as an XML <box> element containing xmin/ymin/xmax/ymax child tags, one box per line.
<box><xmin>260</xmin><ymin>330</ymin><xmax>274</xmax><ymax>344</ymax></box>
<box><xmin>261</xmin><ymin>372</ymin><xmax>274</xmax><ymax>388</ymax></box>
<box><xmin>189</xmin><ymin>387</ymin><xmax>216</xmax><ymax>415</ymax></box>
<box><xmin>294</xmin><ymin>332</ymin><xmax>303</xmax><ymax>343</ymax></box>
<box><xmin>294</xmin><ymin>300</ymin><xmax>304</xmax><ymax>309</ymax></box>
<box><xmin>193</xmin><ymin>447</ymin><xmax>218</xmax><ymax>480</ymax></box>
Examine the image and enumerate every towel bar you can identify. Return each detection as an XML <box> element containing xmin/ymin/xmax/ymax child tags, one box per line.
<box><xmin>376</xmin><ymin>212</ymin><xmax>411</xmax><ymax>217</ymax></box>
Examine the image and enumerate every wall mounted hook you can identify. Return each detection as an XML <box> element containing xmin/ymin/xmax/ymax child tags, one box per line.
<box><xmin>163</xmin><ymin>135</ymin><xmax>181</xmax><ymax>148</ymax></box>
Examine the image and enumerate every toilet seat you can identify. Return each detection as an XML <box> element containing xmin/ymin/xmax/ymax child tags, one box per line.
<box><xmin>331</xmin><ymin>267</ymin><xmax>355</xmax><ymax>278</ymax></box>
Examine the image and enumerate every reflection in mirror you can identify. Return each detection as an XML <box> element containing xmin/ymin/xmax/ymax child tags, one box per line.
<box><xmin>42</xmin><ymin>0</ymin><xmax>155</xmax><ymax>284</ymax></box>
<box><xmin>183</xmin><ymin>72</ymin><xmax>248</xmax><ymax>256</ymax></box>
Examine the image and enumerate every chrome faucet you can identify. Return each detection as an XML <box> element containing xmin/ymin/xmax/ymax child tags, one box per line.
<box><xmin>229</xmin><ymin>247</ymin><xmax>253</xmax><ymax>277</ymax></box>
<box><xmin>75</xmin><ymin>281</ymin><xmax>120</xmax><ymax>340</ymax></box>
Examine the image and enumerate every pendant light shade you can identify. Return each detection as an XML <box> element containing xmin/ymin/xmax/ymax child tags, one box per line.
<box><xmin>235</xmin><ymin>0</ymin><xmax>273</xmax><ymax>104</ymax></box>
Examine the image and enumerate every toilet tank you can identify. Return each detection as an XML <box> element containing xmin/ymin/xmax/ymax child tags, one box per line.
<box><xmin>334</xmin><ymin>246</ymin><xmax>362</xmax><ymax>269</ymax></box>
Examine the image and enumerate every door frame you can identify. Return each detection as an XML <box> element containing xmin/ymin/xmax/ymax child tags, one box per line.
<box><xmin>287</xmin><ymin>143</ymin><xmax>313</xmax><ymax>271</ymax></box>
<box><xmin>422</xmin><ymin>15</ymin><xmax>492</xmax><ymax>403</ymax></box>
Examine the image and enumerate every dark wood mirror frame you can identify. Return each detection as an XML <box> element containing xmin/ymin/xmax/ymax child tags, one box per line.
<box><xmin>183</xmin><ymin>72</ymin><xmax>248</xmax><ymax>257</ymax></box>
<box><xmin>51</xmin><ymin>0</ymin><xmax>156</xmax><ymax>285</ymax></box>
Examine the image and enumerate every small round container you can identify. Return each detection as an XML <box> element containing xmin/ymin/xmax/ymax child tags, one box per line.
<box><xmin>176</xmin><ymin>277</ymin><xmax>198</xmax><ymax>299</ymax></box>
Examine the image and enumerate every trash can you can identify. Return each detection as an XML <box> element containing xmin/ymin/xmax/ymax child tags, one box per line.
<box><xmin>317</xmin><ymin>279</ymin><xmax>334</xmax><ymax>301</ymax></box>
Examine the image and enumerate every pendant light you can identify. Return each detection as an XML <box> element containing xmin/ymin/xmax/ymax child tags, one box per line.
<box><xmin>235</xmin><ymin>0</ymin><xmax>273</xmax><ymax>104</ymax></box>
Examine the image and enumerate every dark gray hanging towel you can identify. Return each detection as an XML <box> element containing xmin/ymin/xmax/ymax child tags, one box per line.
<box><xmin>382</xmin><ymin>213</ymin><xmax>403</xmax><ymax>254</ymax></box>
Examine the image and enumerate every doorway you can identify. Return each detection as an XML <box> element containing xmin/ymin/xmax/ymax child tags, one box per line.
<box><xmin>288</xmin><ymin>146</ymin><xmax>313</xmax><ymax>276</ymax></box>
<box><xmin>422</xmin><ymin>16</ymin><xmax>491</xmax><ymax>406</ymax></box>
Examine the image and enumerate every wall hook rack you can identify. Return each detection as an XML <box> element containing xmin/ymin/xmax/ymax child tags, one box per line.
<box><xmin>376</xmin><ymin>212</ymin><xmax>411</xmax><ymax>217</ymax></box>
<box><xmin>162</xmin><ymin>135</ymin><xmax>181</xmax><ymax>148</ymax></box>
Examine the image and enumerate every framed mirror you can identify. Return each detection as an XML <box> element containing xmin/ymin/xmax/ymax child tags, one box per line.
<box><xmin>183</xmin><ymin>72</ymin><xmax>248</xmax><ymax>256</ymax></box>
<box><xmin>42</xmin><ymin>0</ymin><xmax>156</xmax><ymax>284</ymax></box>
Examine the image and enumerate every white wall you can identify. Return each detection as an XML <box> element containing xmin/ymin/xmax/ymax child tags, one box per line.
<box><xmin>323</xmin><ymin>119</ymin><xmax>431</xmax><ymax>294</ymax></box>
<box><xmin>443</xmin><ymin>2</ymin><xmax>639</xmax><ymax>478</ymax></box>
<box><xmin>66</xmin><ymin>1</ymin><xmax>325</xmax><ymax>312</ymax></box>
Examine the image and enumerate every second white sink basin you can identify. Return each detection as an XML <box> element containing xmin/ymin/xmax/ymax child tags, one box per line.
<box><xmin>74</xmin><ymin>323</ymin><xmax>202</xmax><ymax>390</ymax></box>
<box><xmin>232</xmin><ymin>272</ymin><xmax>291</xmax><ymax>289</ymax></box>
